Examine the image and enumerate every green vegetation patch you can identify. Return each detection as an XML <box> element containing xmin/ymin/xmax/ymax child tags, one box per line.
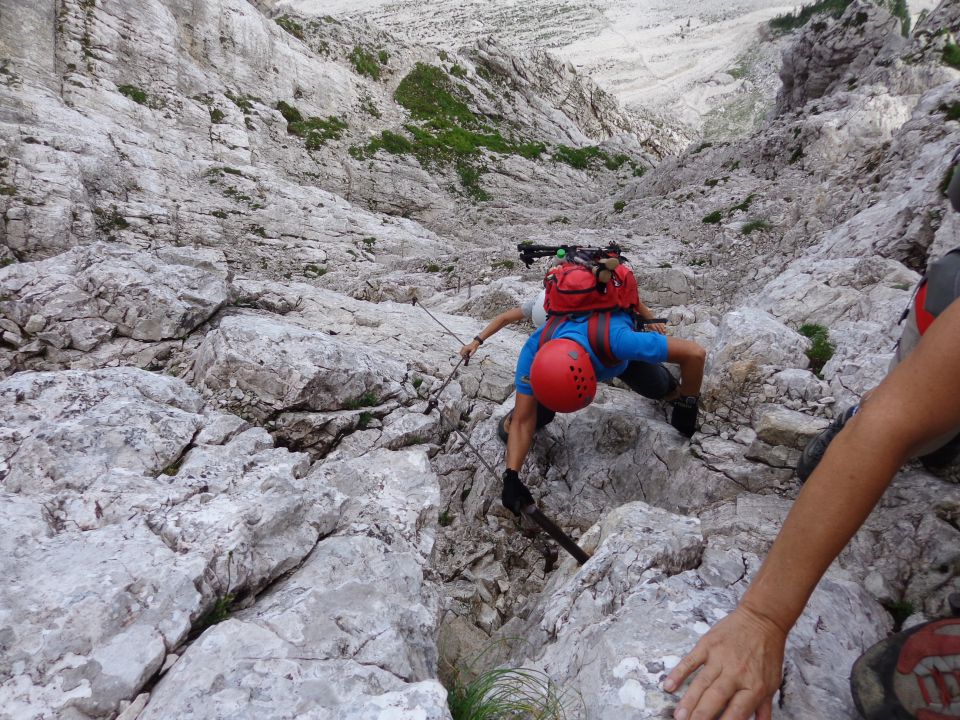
<box><xmin>209</xmin><ymin>107</ymin><xmax>225</xmax><ymax>123</ymax></box>
<box><xmin>0</xmin><ymin>185</ymin><xmax>15</xmax><ymax>196</ymax></box>
<box><xmin>446</xmin><ymin>664</ymin><xmax>582</xmax><ymax>720</ymax></box>
<box><xmin>276</xmin><ymin>101</ymin><xmax>347</xmax><ymax>149</ymax></box>
<box><xmin>940</xmin><ymin>102</ymin><xmax>960</xmax><ymax>122</ymax></box>
<box><xmin>275</xmin><ymin>15</ymin><xmax>305</xmax><ymax>41</ymax></box>
<box><xmin>799</xmin><ymin>323</ymin><xmax>835</xmax><ymax>374</ymax></box>
<box><xmin>343</xmin><ymin>391</ymin><xmax>380</xmax><ymax>410</ymax></box>
<box><xmin>944</xmin><ymin>43</ymin><xmax>960</xmax><ymax>70</ymax></box>
<box><xmin>702</xmin><ymin>210</ymin><xmax>723</xmax><ymax>224</ymax></box>
<box><xmin>117</xmin><ymin>84</ymin><xmax>163</xmax><ymax>108</ymax></box>
<box><xmin>94</xmin><ymin>206</ymin><xmax>129</xmax><ymax>233</ymax></box>
<box><xmin>395</xmin><ymin>63</ymin><xmax>475</xmax><ymax>126</ymax></box>
<box><xmin>613</xmin><ymin>200</ymin><xmax>626</xmax><ymax>213</ymax></box>
<box><xmin>349</xmin><ymin>46</ymin><xmax>384</xmax><ymax>80</ymax></box>
<box><xmin>741</xmin><ymin>218</ymin><xmax>772</xmax><ymax>235</ymax></box>
<box><xmin>769</xmin><ymin>0</ymin><xmax>852</xmax><ymax>34</ymax></box>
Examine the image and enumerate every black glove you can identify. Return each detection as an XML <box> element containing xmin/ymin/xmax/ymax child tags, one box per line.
<box><xmin>501</xmin><ymin>469</ymin><xmax>533</xmax><ymax>516</ymax></box>
<box><xmin>671</xmin><ymin>395</ymin><xmax>699</xmax><ymax>438</ymax></box>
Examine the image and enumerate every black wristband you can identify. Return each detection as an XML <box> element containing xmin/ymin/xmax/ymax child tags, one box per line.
<box><xmin>473</xmin><ymin>335</ymin><xmax>484</xmax><ymax>345</ymax></box>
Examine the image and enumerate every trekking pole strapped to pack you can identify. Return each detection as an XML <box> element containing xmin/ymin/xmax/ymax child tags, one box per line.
<box><xmin>517</xmin><ymin>241</ymin><xmax>657</xmax><ymax>367</ymax></box>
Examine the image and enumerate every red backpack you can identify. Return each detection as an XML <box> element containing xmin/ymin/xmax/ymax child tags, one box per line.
<box><xmin>538</xmin><ymin>246</ymin><xmax>643</xmax><ymax>368</ymax></box>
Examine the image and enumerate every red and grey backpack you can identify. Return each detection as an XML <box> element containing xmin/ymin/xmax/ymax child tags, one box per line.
<box><xmin>537</xmin><ymin>245</ymin><xmax>643</xmax><ymax>368</ymax></box>
<box><xmin>897</xmin><ymin>247</ymin><xmax>960</xmax><ymax>361</ymax></box>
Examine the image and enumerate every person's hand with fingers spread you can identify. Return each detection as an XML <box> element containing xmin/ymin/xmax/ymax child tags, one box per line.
<box><xmin>661</xmin><ymin>297</ymin><xmax>960</xmax><ymax>720</ymax></box>
<box><xmin>663</xmin><ymin>604</ymin><xmax>787</xmax><ymax>720</ymax></box>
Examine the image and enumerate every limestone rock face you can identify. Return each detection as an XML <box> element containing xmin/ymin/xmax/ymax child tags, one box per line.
<box><xmin>508</xmin><ymin>501</ymin><xmax>889</xmax><ymax>720</ymax></box>
<box><xmin>0</xmin><ymin>243</ymin><xmax>229</xmax><ymax>373</ymax></box>
<box><xmin>138</xmin><ymin>449</ymin><xmax>446</xmax><ymax>720</ymax></box>
<box><xmin>0</xmin><ymin>367</ymin><xmax>333</xmax><ymax>720</ymax></box>
<box><xmin>776</xmin><ymin>0</ymin><xmax>905</xmax><ymax>116</ymax></box>
<box><xmin>2</xmin><ymin>0</ymin><xmax>960</xmax><ymax>718</ymax></box>
<box><xmin>191</xmin><ymin>313</ymin><xmax>410</xmax><ymax>420</ymax></box>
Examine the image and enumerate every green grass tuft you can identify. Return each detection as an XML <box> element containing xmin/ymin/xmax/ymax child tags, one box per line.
<box><xmin>741</xmin><ymin>218</ymin><xmax>772</xmax><ymax>235</ymax></box>
<box><xmin>702</xmin><ymin>210</ymin><xmax>723</xmax><ymax>224</ymax></box>
<box><xmin>117</xmin><ymin>84</ymin><xmax>149</xmax><ymax>105</ymax></box>
<box><xmin>344</xmin><ymin>392</ymin><xmax>380</xmax><ymax>410</ymax></box>
<box><xmin>395</xmin><ymin>63</ymin><xmax>475</xmax><ymax>126</ymax></box>
<box><xmin>799</xmin><ymin>323</ymin><xmax>835</xmax><ymax>374</ymax></box>
<box><xmin>613</xmin><ymin>200</ymin><xmax>626</xmax><ymax>213</ymax></box>
<box><xmin>275</xmin><ymin>15</ymin><xmax>305</xmax><ymax>41</ymax></box>
<box><xmin>276</xmin><ymin>102</ymin><xmax>346</xmax><ymax>149</ymax></box>
<box><xmin>446</xmin><ymin>664</ymin><xmax>582</xmax><ymax>720</ymax></box>
<box><xmin>944</xmin><ymin>43</ymin><xmax>960</xmax><ymax>70</ymax></box>
<box><xmin>349</xmin><ymin>46</ymin><xmax>383</xmax><ymax>80</ymax></box>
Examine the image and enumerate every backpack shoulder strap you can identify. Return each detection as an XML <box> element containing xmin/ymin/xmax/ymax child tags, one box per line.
<box><xmin>539</xmin><ymin>315</ymin><xmax>566</xmax><ymax>350</ymax></box>
<box><xmin>587</xmin><ymin>311</ymin><xmax>620</xmax><ymax>368</ymax></box>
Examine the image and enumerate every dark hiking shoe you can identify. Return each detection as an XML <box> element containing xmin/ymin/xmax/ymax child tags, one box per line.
<box><xmin>796</xmin><ymin>405</ymin><xmax>857</xmax><ymax>481</ymax></box>
<box><xmin>851</xmin><ymin>616</ymin><xmax>960</xmax><ymax>719</ymax></box>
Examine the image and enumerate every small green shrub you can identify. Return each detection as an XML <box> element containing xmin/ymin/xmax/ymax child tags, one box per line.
<box><xmin>0</xmin><ymin>185</ymin><xmax>15</xmax><ymax>196</ymax></box>
<box><xmin>549</xmin><ymin>216</ymin><xmax>570</xmax><ymax>224</ymax></box>
<box><xmin>209</xmin><ymin>108</ymin><xmax>225</xmax><ymax>123</ymax></box>
<box><xmin>357</xmin><ymin>411</ymin><xmax>374</xmax><ymax>429</ymax></box>
<box><xmin>491</xmin><ymin>259</ymin><xmax>515</xmax><ymax>270</ymax></box>
<box><xmin>449</xmin><ymin>64</ymin><xmax>467</xmax><ymax>79</ymax></box>
<box><xmin>604</xmin><ymin>153</ymin><xmax>630</xmax><ymax>171</ymax></box>
<box><xmin>276</xmin><ymin>102</ymin><xmax>347</xmax><ymax>148</ymax></box>
<box><xmin>728</xmin><ymin>193</ymin><xmax>756</xmax><ymax>214</ymax></box>
<box><xmin>276</xmin><ymin>100</ymin><xmax>303</xmax><ymax>124</ymax></box>
<box><xmin>225</xmin><ymin>91</ymin><xmax>256</xmax><ymax>114</ymax></box>
<box><xmin>944</xmin><ymin>43</ymin><xmax>960</xmax><ymax>70</ymax></box>
<box><xmin>552</xmin><ymin>144</ymin><xmax>605</xmax><ymax>170</ymax></box>
<box><xmin>940</xmin><ymin>102</ymin><xmax>960</xmax><ymax>122</ymax></box>
<box><xmin>194</xmin><ymin>592</ymin><xmax>236</xmax><ymax>634</ymax></box>
<box><xmin>349</xmin><ymin>46</ymin><xmax>382</xmax><ymax>80</ymax></box>
<box><xmin>439</xmin><ymin>509</ymin><xmax>453</xmax><ymax>526</ymax></box>
<box><xmin>690</xmin><ymin>141</ymin><xmax>713</xmax><ymax>155</ymax></box>
<box><xmin>741</xmin><ymin>219</ymin><xmax>772</xmax><ymax>235</ymax></box>
<box><xmin>94</xmin><ymin>206</ymin><xmax>129</xmax><ymax>232</ymax></box>
<box><xmin>613</xmin><ymin>200</ymin><xmax>626</xmax><ymax>213</ymax></box>
<box><xmin>799</xmin><ymin>323</ymin><xmax>835</xmax><ymax>374</ymax></box>
<box><xmin>304</xmin><ymin>263</ymin><xmax>327</xmax><ymax>277</ymax></box>
<box><xmin>789</xmin><ymin>146</ymin><xmax>805</xmax><ymax>164</ymax></box>
<box><xmin>425</xmin><ymin>263</ymin><xmax>441</xmax><ymax>272</ymax></box>
<box><xmin>632</xmin><ymin>164</ymin><xmax>647</xmax><ymax>177</ymax></box>
<box><xmin>378</xmin><ymin>49</ymin><xmax>390</xmax><ymax>64</ymax></box>
<box><xmin>702</xmin><ymin>210</ymin><xmax>723</xmax><ymax>224</ymax></box>
<box><xmin>275</xmin><ymin>15</ymin><xmax>305</xmax><ymax>41</ymax></box>
<box><xmin>117</xmin><ymin>84</ymin><xmax>148</xmax><ymax>105</ymax></box>
<box><xmin>344</xmin><ymin>392</ymin><xmax>380</xmax><ymax>410</ymax></box>
<box><xmin>412</xmin><ymin>376</ymin><xmax>423</xmax><ymax>389</ymax></box>
<box><xmin>885</xmin><ymin>599</ymin><xmax>915</xmax><ymax>631</ymax></box>
<box><xmin>212</xmin><ymin>210</ymin><xmax>228</xmax><ymax>219</ymax></box>
<box><xmin>446</xmin><ymin>664</ymin><xmax>582</xmax><ymax>720</ymax></box>
<box><xmin>704</xmin><ymin>178</ymin><xmax>720</xmax><ymax>187</ymax></box>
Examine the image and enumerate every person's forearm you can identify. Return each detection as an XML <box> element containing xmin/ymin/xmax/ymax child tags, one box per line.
<box><xmin>477</xmin><ymin>308</ymin><xmax>526</xmax><ymax>343</ymax></box>
<box><xmin>636</xmin><ymin>300</ymin><xmax>655</xmax><ymax>320</ymax></box>
<box><xmin>741</xmin><ymin>413</ymin><xmax>908</xmax><ymax>633</ymax></box>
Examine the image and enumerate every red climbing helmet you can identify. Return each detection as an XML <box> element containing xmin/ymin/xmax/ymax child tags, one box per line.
<box><xmin>530</xmin><ymin>338</ymin><xmax>597</xmax><ymax>413</ymax></box>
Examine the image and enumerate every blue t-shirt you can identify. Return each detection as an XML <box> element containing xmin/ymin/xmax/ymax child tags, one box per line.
<box><xmin>514</xmin><ymin>312</ymin><xmax>668</xmax><ymax>395</ymax></box>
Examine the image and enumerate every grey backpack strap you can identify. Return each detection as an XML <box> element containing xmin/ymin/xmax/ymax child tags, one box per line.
<box><xmin>924</xmin><ymin>248</ymin><xmax>960</xmax><ymax>317</ymax></box>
